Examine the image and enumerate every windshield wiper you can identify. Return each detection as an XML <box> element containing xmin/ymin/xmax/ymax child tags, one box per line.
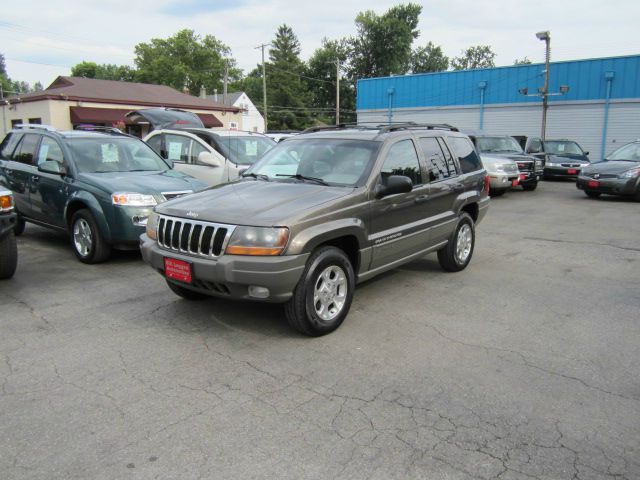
<box><xmin>275</xmin><ymin>174</ymin><xmax>329</xmax><ymax>186</ymax></box>
<box><xmin>241</xmin><ymin>172</ymin><xmax>270</xmax><ymax>181</ymax></box>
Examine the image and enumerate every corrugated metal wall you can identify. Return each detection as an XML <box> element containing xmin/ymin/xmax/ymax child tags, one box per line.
<box><xmin>357</xmin><ymin>100</ymin><xmax>640</xmax><ymax>160</ymax></box>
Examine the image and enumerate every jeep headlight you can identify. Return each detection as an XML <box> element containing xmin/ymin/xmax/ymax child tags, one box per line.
<box><xmin>112</xmin><ymin>192</ymin><xmax>158</xmax><ymax>207</ymax></box>
<box><xmin>226</xmin><ymin>226</ymin><xmax>289</xmax><ymax>256</ymax></box>
<box><xmin>146</xmin><ymin>211</ymin><xmax>159</xmax><ymax>240</ymax></box>
<box><xmin>0</xmin><ymin>191</ymin><xmax>14</xmax><ymax>212</ymax></box>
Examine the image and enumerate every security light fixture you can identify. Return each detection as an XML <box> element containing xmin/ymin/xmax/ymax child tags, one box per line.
<box><xmin>559</xmin><ymin>85</ymin><xmax>570</xmax><ymax>94</ymax></box>
<box><xmin>536</xmin><ymin>31</ymin><xmax>550</xmax><ymax>41</ymax></box>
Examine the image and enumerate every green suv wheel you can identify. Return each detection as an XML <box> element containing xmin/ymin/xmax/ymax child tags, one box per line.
<box><xmin>0</xmin><ymin>230</ymin><xmax>18</xmax><ymax>279</ymax></box>
<box><xmin>285</xmin><ymin>246</ymin><xmax>355</xmax><ymax>337</ymax></box>
<box><xmin>70</xmin><ymin>209</ymin><xmax>111</xmax><ymax>264</ymax></box>
<box><xmin>437</xmin><ymin>212</ymin><xmax>475</xmax><ymax>272</ymax></box>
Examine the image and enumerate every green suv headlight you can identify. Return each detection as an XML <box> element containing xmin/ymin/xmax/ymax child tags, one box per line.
<box><xmin>226</xmin><ymin>226</ymin><xmax>289</xmax><ymax>256</ymax></box>
<box><xmin>112</xmin><ymin>192</ymin><xmax>158</xmax><ymax>207</ymax></box>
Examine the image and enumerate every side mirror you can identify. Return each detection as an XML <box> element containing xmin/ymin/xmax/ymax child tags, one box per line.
<box><xmin>38</xmin><ymin>161</ymin><xmax>66</xmax><ymax>176</ymax></box>
<box><xmin>197</xmin><ymin>151</ymin><xmax>221</xmax><ymax>167</ymax></box>
<box><xmin>583</xmin><ymin>151</ymin><xmax>589</xmax><ymax>156</ymax></box>
<box><xmin>376</xmin><ymin>175</ymin><xmax>413</xmax><ymax>198</ymax></box>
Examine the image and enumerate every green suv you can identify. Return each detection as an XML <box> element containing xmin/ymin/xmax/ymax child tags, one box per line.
<box><xmin>0</xmin><ymin>125</ymin><xmax>206</xmax><ymax>263</ymax></box>
<box><xmin>140</xmin><ymin>124</ymin><xmax>490</xmax><ymax>336</ymax></box>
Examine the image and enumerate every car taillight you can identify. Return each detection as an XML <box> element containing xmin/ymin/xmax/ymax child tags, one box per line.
<box><xmin>485</xmin><ymin>175</ymin><xmax>490</xmax><ymax>194</ymax></box>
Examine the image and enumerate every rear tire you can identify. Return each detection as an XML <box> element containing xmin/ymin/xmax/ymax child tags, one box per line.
<box><xmin>166</xmin><ymin>280</ymin><xmax>208</xmax><ymax>300</ymax></box>
<box><xmin>585</xmin><ymin>191</ymin><xmax>601</xmax><ymax>199</ymax></box>
<box><xmin>489</xmin><ymin>189</ymin><xmax>506</xmax><ymax>197</ymax></box>
<box><xmin>285</xmin><ymin>246</ymin><xmax>355</xmax><ymax>336</ymax></box>
<box><xmin>437</xmin><ymin>212</ymin><xmax>475</xmax><ymax>272</ymax></box>
<box><xmin>521</xmin><ymin>181</ymin><xmax>538</xmax><ymax>191</ymax></box>
<box><xmin>70</xmin><ymin>209</ymin><xmax>111</xmax><ymax>264</ymax></box>
<box><xmin>0</xmin><ymin>231</ymin><xmax>18</xmax><ymax>279</ymax></box>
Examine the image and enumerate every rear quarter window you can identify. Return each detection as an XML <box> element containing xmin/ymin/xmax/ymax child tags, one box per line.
<box><xmin>0</xmin><ymin>133</ymin><xmax>22</xmax><ymax>159</ymax></box>
<box><xmin>447</xmin><ymin>137</ymin><xmax>483</xmax><ymax>174</ymax></box>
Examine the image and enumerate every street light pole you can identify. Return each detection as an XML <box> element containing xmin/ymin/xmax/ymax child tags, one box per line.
<box><xmin>536</xmin><ymin>31</ymin><xmax>551</xmax><ymax>140</ymax></box>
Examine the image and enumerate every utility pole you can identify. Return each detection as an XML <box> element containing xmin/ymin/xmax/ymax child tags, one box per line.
<box><xmin>536</xmin><ymin>31</ymin><xmax>551</xmax><ymax>140</ymax></box>
<box><xmin>223</xmin><ymin>59</ymin><xmax>229</xmax><ymax>105</ymax></box>
<box><xmin>255</xmin><ymin>43</ymin><xmax>271</xmax><ymax>131</ymax></box>
<box><xmin>335</xmin><ymin>59</ymin><xmax>340</xmax><ymax>125</ymax></box>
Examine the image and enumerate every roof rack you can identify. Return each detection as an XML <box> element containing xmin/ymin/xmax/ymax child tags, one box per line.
<box><xmin>14</xmin><ymin>124</ymin><xmax>56</xmax><ymax>132</ymax></box>
<box><xmin>73</xmin><ymin>125</ymin><xmax>126</xmax><ymax>135</ymax></box>
<box><xmin>378</xmin><ymin>122</ymin><xmax>459</xmax><ymax>133</ymax></box>
<box><xmin>302</xmin><ymin>123</ymin><xmax>384</xmax><ymax>134</ymax></box>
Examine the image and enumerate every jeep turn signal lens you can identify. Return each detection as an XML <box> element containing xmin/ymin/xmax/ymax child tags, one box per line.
<box><xmin>0</xmin><ymin>192</ymin><xmax>14</xmax><ymax>212</ymax></box>
<box><xmin>225</xmin><ymin>227</ymin><xmax>289</xmax><ymax>256</ymax></box>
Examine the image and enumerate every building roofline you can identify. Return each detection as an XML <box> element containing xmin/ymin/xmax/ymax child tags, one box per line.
<box><xmin>3</xmin><ymin>93</ymin><xmax>239</xmax><ymax>112</ymax></box>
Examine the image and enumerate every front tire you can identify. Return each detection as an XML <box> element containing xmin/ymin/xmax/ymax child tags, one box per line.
<box><xmin>13</xmin><ymin>216</ymin><xmax>25</xmax><ymax>236</ymax></box>
<box><xmin>585</xmin><ymin>191</ymin><xmax>601</xmax><ymax>199</ymax></box>
<box><xmin>437</xmin><ymin>212</ymin><xmax>475</xmax><ymax>272</ymax></box>
<box><xmin>489</xmin><ymin>189</ymin><xmax>506</xmax><ymax>197</ymax></box>
<box><xmin>0</xmin><ymin>231</ymin><xmax>18</xmax><ymax>279</ymax></box>
<box><xmin>285</xmin><ymin>246</ymin><xmax>355</xmax><ymax>336</ymax></box>
<box><xmin>521</xmin><ymin>181</ymin><xmax>538</xmax><ymax>191</ymax></box>
<box><xmin>70</xmin><ymin>209</ymin><xmax>111</xmax><ymax>264</ymax></box>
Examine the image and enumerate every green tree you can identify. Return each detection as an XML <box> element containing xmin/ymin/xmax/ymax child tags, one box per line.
<box><xmin>0</xmin><ymin>53</ymin><xmax>12</xmax><ymax>98</ymax></box>
<box><xmin>134</xmin><ymin>29</ymin><xmax>240</xmax><ymax>95</ymax></box>
<box><xmin>514</xmin><ymin>56</ymin><xmax>532</xmax><ymax>65</ymax></box>
<box><xmin>71</xmin><ymin>61</ymin><xmax>135</xmax><ymax>81</ymax></box>
<box><xmin>451</xmin><ymin>45</ymin><xmax>496</xmax><ymax>70</ymax></box>
<box><xmin>306</xmin><ymin>38</ymin><xmax>355</xmax><ymax>125</ymax></box>
<box><xmin>265</xmin><ymin>24</ymin><xmax>311</xmax><ymax>130</ymax></box>
<box><xmin>32</xmin><ymin>81</ymin><xmax>44</xmax><ymax>92</ymax></box>
<box><xmin>410</xmin><ymin>42</ymin><xmax>449</xmax><ymax>73</ymax></box>
<box><xmin>348</xmin><ymin>3</ymin><xmax>422</xmax><ymax>79</ymax></box>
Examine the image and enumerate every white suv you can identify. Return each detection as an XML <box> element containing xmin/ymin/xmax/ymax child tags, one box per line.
<box><xmin>144</xmin><ymin>129</ymin><xmax>276</xmax><ymax>186</ymax></box>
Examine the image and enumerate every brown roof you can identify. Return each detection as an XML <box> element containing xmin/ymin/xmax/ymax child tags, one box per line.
<box><xmin>8</xmin><ymin>76</ymin><xmax>239</xmax><ymax>113</ymax></box>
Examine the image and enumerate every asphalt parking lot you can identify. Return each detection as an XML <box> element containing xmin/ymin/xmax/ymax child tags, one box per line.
<box><xmin>1</xmin><ymin>180</ymin><xmax>639</xmax><ymax>480</ymax></box>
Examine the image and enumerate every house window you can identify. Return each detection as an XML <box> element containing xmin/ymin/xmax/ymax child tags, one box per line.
<box><xmin>11</xmin><ymin>119</ymin><xmax>22</xmax><ymax>128</ymax></box>
<box><xmin>28</xmin><ymin>117</ymin><xmax>42</xmax><ymax>124</ymax></box>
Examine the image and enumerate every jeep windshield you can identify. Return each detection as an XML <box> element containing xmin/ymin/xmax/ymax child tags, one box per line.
<box><xmin>544</xmin><ymin>141</ymin><xmax>584</xmax><ymax>156</ymax></box>
<box><xmin>68</xmin><ymin>137</ymin><xmax>171</xmax><ymax>173</ymax></box>
<box><xmin>216</xmin><ymin>136</ymin><xmax>276</xmax><ymax>166</ymax></box>
<box><xmin>476</xmin><ymin>137</ymin><xmax>523</xmax><ymax>154</ymax></box>
<box><xmin>245</xmin><ymin>138</ymin><xmax>380</xmax><ymax>187</ymax></box>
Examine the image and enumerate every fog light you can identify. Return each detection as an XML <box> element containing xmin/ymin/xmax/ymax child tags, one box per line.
<box><xmin>248</xmin><ymin>286</ymin><xmax>270</xmax><ymax>299</ymax></box>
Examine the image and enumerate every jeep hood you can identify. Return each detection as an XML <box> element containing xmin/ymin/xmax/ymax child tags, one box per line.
<box><xmin>78</xmin><ymin>170</ymin><xmax>206</xmax><ymax>196</ymax></box>
<box><xmin>155</xmin><ymin>180</ymin><xmax>354</xmax><ymax>226</ymax></box>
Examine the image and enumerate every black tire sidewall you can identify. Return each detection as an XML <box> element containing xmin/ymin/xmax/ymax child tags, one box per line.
<box><xmin>0</xmin><ymin>231</ymin><xmax>18</xmax><ymax>279</ymax></box>
<box><xmin>297</xmin><ymin>247</ymin><xmax>355</xmax><ymax>335</ymax></box>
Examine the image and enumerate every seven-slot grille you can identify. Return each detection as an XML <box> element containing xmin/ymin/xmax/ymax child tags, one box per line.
<box><xmin>157</xmin><ymin>215</ymin><xmax>235</xmax><ymax>258</ymax></box>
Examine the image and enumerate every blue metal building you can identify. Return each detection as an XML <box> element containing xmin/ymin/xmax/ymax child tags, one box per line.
<box><xmin>357</xmin><ymin>55</ymin><xmax>640</xmax><ymax>159</ymax></box>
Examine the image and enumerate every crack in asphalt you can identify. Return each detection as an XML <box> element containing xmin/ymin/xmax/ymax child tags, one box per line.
<box><xmin>524</xmin><ymin>236</ymin><xmax>640</xmax><ymax>253</ymax></box>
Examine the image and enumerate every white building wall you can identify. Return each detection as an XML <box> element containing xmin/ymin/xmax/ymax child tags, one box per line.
<box><xmin>232</xmin><ymin>93</ymin><xmax>265</xmax><ymax>133</ymax></box>
<box><xmin>358</xmin><ymin>99</ymin><xmax>640</xmax><ymax>161</ymax></box>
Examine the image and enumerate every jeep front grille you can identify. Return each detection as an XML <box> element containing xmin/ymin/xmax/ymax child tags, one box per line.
<box><xmin>157</xmin><ymin>215</ymin><xmax>235</xmax><ymax>258</ymax></box>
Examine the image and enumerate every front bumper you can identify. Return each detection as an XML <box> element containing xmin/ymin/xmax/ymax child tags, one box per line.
<box><xmin>488</xmin><ymin>172</ymin><xmax>519</xmax><ymax>191</ymax></box>
<box><xmin>545</xmin><ymin>166</ymin><xmax>583</xmax><ymax>177</ymax></box>
<box><xmin>518</xmin><ymin>170</ymin><xmax>542</xmax><ymax>184</ymax></box>
<box><xmin>140</xmin><ymin>234</ymin><xmax>308</xmax><ymax>303</ymax></box>
<box><xmin>0</xmin><ymin>212</ymin><xmax>16</xmax><ymax>239</ymax></box>
<box><xmin>576</xmin><ymin>175</ymin><xmax>639</xmax><ymax>196</ymax></box>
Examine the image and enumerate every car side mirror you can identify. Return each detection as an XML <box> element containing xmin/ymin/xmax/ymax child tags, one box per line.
<box><xmin>583</xmin><ymin>151</ymin><xmax>589</xmax><ymax>156</ymax></box>
<box><xmin>38</xmin><ymin>160</ymin><xmax>67</xmax><ymax>176</ymax></box>
<box><xmin>197</xmin><ymin>151</ymin><xmax>221</xmax><ymax>167</ymax></box>
<box><xmin>376</xmin><ymin>175</ymin><xmax>413</xmax><ymax>198</ymax></box>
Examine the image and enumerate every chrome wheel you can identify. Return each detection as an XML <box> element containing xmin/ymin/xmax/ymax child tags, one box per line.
<box><xmin>73</xmin><ymin>218</ymin><xmax>93</xmax><ymax>257</ymax></box>
<box><xmin>313</xmin><ymin>265</ymin><xmax>348</xmax><ymax>322</ymax></box>
<box><xmin>455</xmin><ymin>224</ymin><xmax>472</xmax><ymax>264</ymax></box>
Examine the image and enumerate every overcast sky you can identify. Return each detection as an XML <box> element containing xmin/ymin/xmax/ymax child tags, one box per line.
<box><xmin>2</xmin><ymin>0</ymin><xmax>639</xmax><ymax>88</ymax></box>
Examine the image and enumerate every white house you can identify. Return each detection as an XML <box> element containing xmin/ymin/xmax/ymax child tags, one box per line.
<box><xmin>207</xmin><ymin>92</ymin><xmax>264</xmax><ymax>133</ymax></box>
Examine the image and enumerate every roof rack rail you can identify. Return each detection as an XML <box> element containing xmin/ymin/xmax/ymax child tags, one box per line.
<box><xmin>302</xmin><ymin>123</ymin><xmax>386</xmax><ymax>134</ymax></box>
<box><xmin>73</xmin><ymin>125</ymin><xmax>126</xmax><ymax>135</ymax></box>
<box><xmin>378</xmin><ymin>122</ymin><xmax>459</xmax><ymax>133</ymax></box>
<box><xmin>14</xmin><ymin>123</ymin><xmax>56</xmax><ymax>132</ymax></box>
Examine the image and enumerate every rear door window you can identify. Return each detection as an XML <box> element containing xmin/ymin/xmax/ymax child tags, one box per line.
<box><xmin>13</xmin><ymin>134</ymin><xmax>41</xmax><ymax>165</ymax></box>
<box><xmin>418</xmin><ymin>137</ymin><xmax>457</xmax><ymax>182</ymax></box>
<box><xmin>447</xmin><ymin>137</ymin><xmax>482</xmax><ymax>174</ymax></box>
